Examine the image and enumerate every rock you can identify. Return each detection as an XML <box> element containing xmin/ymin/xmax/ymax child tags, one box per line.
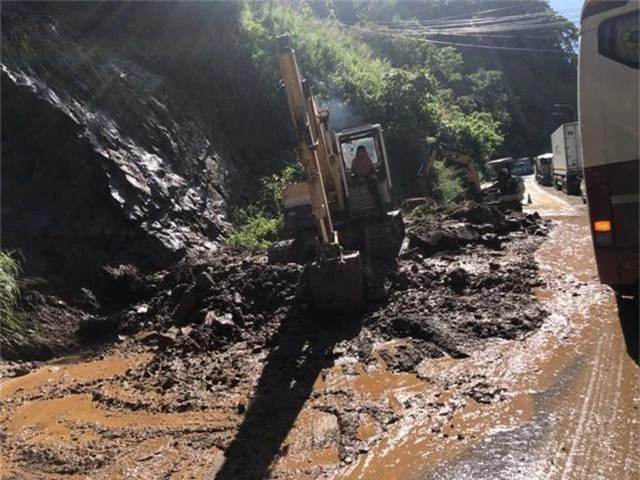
<box><xmin>402</xmin><ymin>197</ymin><xmax>435</xmax><ymax>210</ymax></box>
<box><xmin>173</xmin><ymin>287</ymin><xmax>198</xmax><ymax>324</ymax></box>
<box><xmin>446</xmin><ymin>267</ymin><xmax>469</xmax><ymax>291</ymax></box>
<box><xmin>203</xmin><ymin>311</ymin><xmax>240</xmax><ymax>339</ymax></box>
<box><xmin>139</xmin><ymin>331</ymin><xmax>176</xmax><ymax>349</ymax></box>
<box><xmin>160</xmin><ymin>376</ymin><xmax>176</xmax><ymax>390</ymax></box>
<box><xmin>408</xmin><ymin>230</ymin><xmax>459</xmax><ymax>256</ymax></box>
<box><xmin>449</xmin><ymin>202</ymin><xmax>502</xmax><ymax>225</ymax></box>
<box><xmin>195</xmin><ymin>272</ymin><xmax>214</xmax><ymax>294</ymax></box>
<box><xmin>136</xmin><ymin>304</ymin><xmax>149</xmax><ymax>314</ymax></box>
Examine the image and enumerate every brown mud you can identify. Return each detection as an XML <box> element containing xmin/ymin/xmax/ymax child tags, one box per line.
<box><xmin>1</xmin><ymin>202</ymin><xmax>551</xmax><ymax>479</ymax></box>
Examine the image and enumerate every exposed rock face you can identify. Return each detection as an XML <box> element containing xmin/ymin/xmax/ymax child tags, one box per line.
<box><xmin>1</xmin><ymin>4</ymin><xmax>246</xmax><ymax>290</ymax></box>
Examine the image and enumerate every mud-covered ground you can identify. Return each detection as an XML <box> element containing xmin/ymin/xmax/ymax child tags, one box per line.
<box><xmin>0</xmin><ymin>203</ymin><xmax>551</xmax><ymax>479</ymax></box>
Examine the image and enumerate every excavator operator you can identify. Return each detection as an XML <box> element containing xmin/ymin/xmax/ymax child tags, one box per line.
<box><xmin>352</xmin><ymin>145</ymin><xmax>382</xmax><ymax>211</ymax></box>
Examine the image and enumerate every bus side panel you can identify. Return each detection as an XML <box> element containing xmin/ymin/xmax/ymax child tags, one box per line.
<box><xmin>585</xmin><ymin>161</ymin><xmax>639</xmax><ymax>289</ymax></box>
<box><xmin>580</xmin><ymin>5</ymin><xmax>639</xmax><ymax>292</ymax></box>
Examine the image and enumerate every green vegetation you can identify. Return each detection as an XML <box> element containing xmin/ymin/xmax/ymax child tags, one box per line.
<box><xmin>224</xmin><ymin>0</ymin><xmax>575</xmax><ymax>250</ymax></box>
<box><xmin>227</xmin><ymin>211</ymin><xmax>282</xmax><ymax>253</ymax></box>
<box><xmin>430</xmin><ymin>160</ymin><xmax>464</xmax><ymax>203</ymax></box>
<box><xmin>227</xmin><ymin>165</ymin><xmax>300</xmax><ymax>252</ymax></box>
<box><xmin>409</xmin><ymin>202</ymin><xmax>439</xmax><ymax>219</ymax></box>
<box><xmin>3</xmin><ymin>1</ymin><xmax>576</xmax><ymax>253</ymax></box>
<box><xmin>0</xmin><ymin>251</ymin><xmax>23</xmax><ymax>337</ymax></box>
<box><xmin>235</xmin><ymin>1</ymin><xmax>505</xmax><ymax>194</ymax></box>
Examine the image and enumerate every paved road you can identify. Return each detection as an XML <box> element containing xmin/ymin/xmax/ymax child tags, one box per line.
<box><xmin>421</xmin><ymin>176</ymin><xmax>639</xmax><ymax>480</ymax></box>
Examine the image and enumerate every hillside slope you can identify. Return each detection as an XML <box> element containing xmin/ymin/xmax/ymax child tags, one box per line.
<box><xmin>1</xmin><ymin>3</ymin><xmax>246</xmax><ymax>291</ymax></box>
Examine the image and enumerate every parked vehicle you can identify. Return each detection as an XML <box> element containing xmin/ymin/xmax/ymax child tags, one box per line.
<box><xmin>579</xmin><ymin>0</ymin><xmax>638</xmax><ymax>297</ymax></box>
<box><xmin>534</xmin><ymin>153</ymin><xmax>553</xmax><ymax>186</ymax></box>
<box><xmin>512</xmin><ymin>157</ymin><xmax>534</xmax><ymax>176</ymax></box>
<box><xmin>551</xmin><ymin>122</ymin><xmax>583</xmax><ymax>195</ymax></box>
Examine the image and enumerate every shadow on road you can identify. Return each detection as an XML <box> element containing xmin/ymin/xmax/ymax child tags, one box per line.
<box><xmin>214</xmin><ymin>305</ymin><xmax>363</xmax><ymax>480</ymax></box>
<box><xmin>616</xmin><ymin>294</ymin><xmax>639</xmax><ymax>365</ymax></box>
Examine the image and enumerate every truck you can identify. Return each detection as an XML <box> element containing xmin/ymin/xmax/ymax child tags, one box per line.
<box><xmin>512</xmin><ymin>157</ymin><xmax>534</xmax><ymax>176</ymax></box>
<box><xmin>551</xmin><ymin>122</ymin><xmax>583</xmax><ymax>195</ymax></box>
<box><xmin>534</xmin><ymin>153</ymin><xmax>553</xmax><ymax>186</ymax></box>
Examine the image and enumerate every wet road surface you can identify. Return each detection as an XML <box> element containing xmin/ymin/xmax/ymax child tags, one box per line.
<box><xmin>421</xmin><ymin>176</ymin><xmax>639</xmax><ymax>480</ymax></box>
<box><xmin>1</xmin><ymin>176</ymin><xmax>637</xmax><ymax>479</ymax></box>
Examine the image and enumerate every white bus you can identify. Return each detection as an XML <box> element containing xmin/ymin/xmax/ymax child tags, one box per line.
<box><xmin>578</xmin><ymin>0</ymin><xmax>639</xmax><ymax>297</ymax></box>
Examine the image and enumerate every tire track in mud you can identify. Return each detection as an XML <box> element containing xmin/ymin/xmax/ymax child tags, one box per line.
<box><xmin>424</xmin><ymin>195</ymin><xmax>638</xmax><ymax>480</ymax></box>
<box><xmin>531</xmin><ymin>214</ymin><xmax>637</xmax><ymax>480</ymax></box>
<box><xmin>554</xmin><ymin>335</ymin><xmax>607</xmax><ymax>479</ymax></box>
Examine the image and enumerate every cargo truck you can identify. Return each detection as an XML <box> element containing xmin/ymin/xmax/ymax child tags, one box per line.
<box><xmin>534</xmin><ymin>153</ymin><xmax>553</xmax><ymax>186</ymax></box>
<box><xmin>551</xmin><ymin>122</ymin><xmax>583</xmax><ymax>195</ymax></box>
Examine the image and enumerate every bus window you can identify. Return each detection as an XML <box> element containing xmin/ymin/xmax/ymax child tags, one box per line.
<box><xmin>598</xmin><ymin>12</ymin><xmax>639</xmax><ymax>69</ymax></box>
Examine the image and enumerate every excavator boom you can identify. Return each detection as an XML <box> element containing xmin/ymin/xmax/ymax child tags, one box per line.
<box><xmin>276</xmin><ymin>34</ymin><xmax>364</xmax><ymax>312</ymax></box>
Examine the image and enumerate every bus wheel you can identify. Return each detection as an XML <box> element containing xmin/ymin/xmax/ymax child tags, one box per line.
<box><xmin>615</xmin><ymin>292</ymin><xmax>639</xmax><ymax>364</ymax></box>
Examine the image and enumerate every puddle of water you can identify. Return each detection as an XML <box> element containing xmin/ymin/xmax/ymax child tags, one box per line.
<box><xmin>0</xmin><ymin>353</ymin><xmax>151</xmax><ymax>398</ymax></box>
<box><xmin>6</xmin><ymin>393</ymin><xmax>235</xmax><ymax>439</ymax></box>
<box><xmin>318</xmin><ymin>352</ymin><xmax>426</xmax><ymax>409</ymax></box>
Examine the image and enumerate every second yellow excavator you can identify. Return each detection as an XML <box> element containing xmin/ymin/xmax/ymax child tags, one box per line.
<box><xmin>268</xmin><ymin>35</ymin><xmax>405</xmax><ymax>312</ymax></box>
<box><xmin>417</xmin><ymin>141</ymin><xmax>524</xmax><ymax>210</ymax></box>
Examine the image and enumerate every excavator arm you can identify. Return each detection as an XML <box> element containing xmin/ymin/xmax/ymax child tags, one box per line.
<box><xmin>277</xmin><ymin>35</ymin><xmax>335</xmax><ymax>246</ymax></box>
<box><xmin>276</xmin><ymin>34</ymin><xmax>364</xmax><ymax>312</ymax></box>
<box><xmin>419</xmin><ymin>141</ymin><xmax>482</xmax><ymax>199</ymax></box>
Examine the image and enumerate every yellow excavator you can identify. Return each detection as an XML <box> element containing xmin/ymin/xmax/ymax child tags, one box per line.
<box><xmin>417</xmin><ymin>142</ymin><xmax>524</xmax><ymax>209</ymax></box>
<box><xmin>268</xmin><ymin>35</ymin><xmax>405</xmax><ymax>312</ymax></box>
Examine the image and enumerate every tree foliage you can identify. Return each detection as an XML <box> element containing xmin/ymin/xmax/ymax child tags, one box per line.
<box><xmin>235</xmin><ymin>1</ymin><xmax>512</xmax><ymax>198</ymax></box>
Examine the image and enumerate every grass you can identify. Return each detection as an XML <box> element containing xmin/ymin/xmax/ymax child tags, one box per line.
<box><xmin>0</xmin><ymin>251</ymin><xmax>23</xmax><ymax>336</ymax></box>
<box><xmin>227</xmin><ymin>210</ymin><xmax>281</xmax><ymax>253</ymax></box>
<box><xmin>410</xmin><ymin>202</ymin><xmax>439</xmax><ymax>219</ymax></box>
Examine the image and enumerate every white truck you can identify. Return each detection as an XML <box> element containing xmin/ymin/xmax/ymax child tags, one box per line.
<box><xmin>551</xmin><ymin>122</ymin><xmax>583</xmax><ymax>195</ymax></box>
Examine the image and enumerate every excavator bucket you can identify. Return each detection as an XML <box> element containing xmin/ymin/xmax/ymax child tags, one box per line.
<box><xmin>308</xmin><ymin>251</ymin><xmax>364</xmax><ymax>313</ymax></box>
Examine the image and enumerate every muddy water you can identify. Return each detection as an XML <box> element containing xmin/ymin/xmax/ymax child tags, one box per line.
<box><xmin>1</xmin><ymin>179</ymin><xmax>637</xmax><ymax>480</ymax></box>
<box><xmin>418</xmin><ymin>178</ymin><xmax>639</xmax><ymax>479</ymax></box>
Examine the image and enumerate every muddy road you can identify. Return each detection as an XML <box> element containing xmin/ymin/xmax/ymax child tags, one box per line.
<box><xmin>425</xmin><ymin>177</ymin><xmax>639</xmax><ymax>480</ymax></box>
<box><xmin>1</xmin><ymin>179</ymin><xmax>638</xmax><ymax>480</ymax></box>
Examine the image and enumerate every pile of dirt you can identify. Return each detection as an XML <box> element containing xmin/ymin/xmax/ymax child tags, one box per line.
<box><xmin>3</xmin><ymin>203</ymin><xmax>550</xmax><ymax>366</ymax></box>
<box><xmin>406</xmin><ymin>202</ymin><xmax>547</xmax><ymax>256</ymax></box>
<box><xmin>1</xmin><ymin>203</ymin><xmax>552</xmax><ymax>477</ymax></box>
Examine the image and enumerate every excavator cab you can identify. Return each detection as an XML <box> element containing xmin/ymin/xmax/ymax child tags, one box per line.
<box><xmin>484</xmin><ymin>157</ymin><xmax>525</xmax><ymax>210</ymax></box>
<box><xmin>335</xmin><ymin>125</ymin><xmax>393</xmax><ymax>219</ymax></box>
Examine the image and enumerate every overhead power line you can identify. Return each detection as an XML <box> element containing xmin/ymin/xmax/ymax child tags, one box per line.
<box><xmin>351</xmin><ymin>25</ymin><xmax>569</xmax><ymax>53</ymax></box>
<box><xmin>385</xmin><ymin>3</ymin><xmax>524</xmax><ymax>24</ymax></box>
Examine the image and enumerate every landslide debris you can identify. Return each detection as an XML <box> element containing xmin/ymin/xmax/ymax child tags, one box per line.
<box><xmin>1</xmin><ymin>202</ymin><xmax>551</xmax><ymax>478</ymax></box>
<box><xmin>4</xmin><ymin>202</ymin><xmax>549</xmax><ymax>365</ymax></box>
